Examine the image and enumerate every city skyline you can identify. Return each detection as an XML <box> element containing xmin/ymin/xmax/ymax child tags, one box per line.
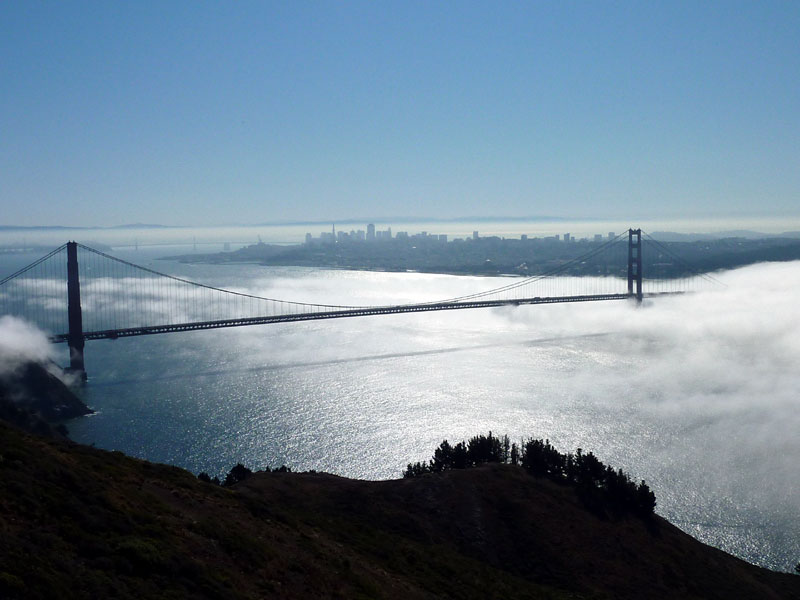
<box><xmin>303</xmin><ymin>222</ymin><xmax>617</xmax><ymax>245</ymax></box>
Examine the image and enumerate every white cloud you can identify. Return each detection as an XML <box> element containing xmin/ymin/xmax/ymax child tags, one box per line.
<box><xmin>0</xmin><ymin>315</ymin><xmax>56</xmax><ymax>376</ymax></box>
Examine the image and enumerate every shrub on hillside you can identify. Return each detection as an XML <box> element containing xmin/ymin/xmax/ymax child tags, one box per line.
<box><xmin>197</xmin><ymin>463</ymin><xmax>292</xmax><ymax>486</ymax></box>
<box><xmin>404</xmin><ymin>432</ymin><xmax>656</xmax><ymax>518</ymax></box>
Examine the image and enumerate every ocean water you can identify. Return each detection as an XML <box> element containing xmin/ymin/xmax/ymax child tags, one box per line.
<box><xmin>3</xmin><ymin>247</ymin><xmax>799</xmax><ymax>573</ymax></box>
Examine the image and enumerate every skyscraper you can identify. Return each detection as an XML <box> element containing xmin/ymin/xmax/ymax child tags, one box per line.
<box><xmin>367</xmin><ymin>223</ymin><xmax>375</xmax><ymax>241</ymax></box>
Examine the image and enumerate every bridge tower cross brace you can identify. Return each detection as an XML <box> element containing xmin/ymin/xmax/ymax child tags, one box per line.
<box><xmin>627</xmin><ymin>228</ymin><xmax>643</xmax><ymax>303</ymax></box>
<box><xmin>66</xmin><ymin>241</ymin><xmax>87</xmax><ymax>380</ymax></box>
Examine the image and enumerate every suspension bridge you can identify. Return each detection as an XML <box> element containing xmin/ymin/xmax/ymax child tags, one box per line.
<box><xmin>0</xmin><ymin>229</ymin><xmax>719</xmax><ymax>378</ymax></box>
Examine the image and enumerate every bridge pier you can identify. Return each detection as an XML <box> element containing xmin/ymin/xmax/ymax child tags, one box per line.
<box><xmin>66</xmin><ymin>241</ymin><xmax>87</xmax><ymax>381</ymax></box>
<box><xmin>627</xmin><ymin>228</ymin><xmax>643</xmax><ymax>303</ymax></box>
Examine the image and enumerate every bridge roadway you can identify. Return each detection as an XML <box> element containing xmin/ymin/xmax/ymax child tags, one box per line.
<box><xmin>49</xmin><ymin>292</ymin><xmax>679</xmax><ymax>343</ymax></box>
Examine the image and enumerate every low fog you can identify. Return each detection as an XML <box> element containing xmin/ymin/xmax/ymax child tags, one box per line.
<box><xmin>0</xmin><ymin>315</ymin><xmax>56</xmax><ymax>376</ymax></box>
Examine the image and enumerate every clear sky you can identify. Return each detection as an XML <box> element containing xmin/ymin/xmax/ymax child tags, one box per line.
<box><xmin>2</xmin><ymin>1</ymin><xmax>798</xmax><ymax>227</ymax></box>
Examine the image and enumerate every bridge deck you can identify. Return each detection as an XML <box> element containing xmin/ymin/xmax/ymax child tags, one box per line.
<box><xmin>48</xmin><ymin>292</ymin><xmax>680</xmax><ymax>343</ymax></box>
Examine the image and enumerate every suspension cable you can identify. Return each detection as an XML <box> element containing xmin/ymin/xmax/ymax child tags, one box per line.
<box><xmin>0</xmin><ymin>244</ymin><xmax>67</xmax><ymax>286</ymax></box>
<box><xmin>415</xmin><ymin>232</ymin><xmax>630</xmax><ymax>305</ymax></box>
<box><xmin>76</xmin><ymin>243</ymin><xmax>367</xmax><ymax>310</ymax></box>
<box><xmin>641</xmin><ymin>232</ymin><xmax>726</xmax><ymax>287</ymax></box>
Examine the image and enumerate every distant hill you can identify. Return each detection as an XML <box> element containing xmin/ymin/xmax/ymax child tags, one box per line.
<box><xmin>650</xmin><ymin>230</ymin><xmax>800</xmax><ymax>242</ymax></box>
<box><xmin>0</xmin><ymin>223</ymin><xmax>173</xmax><ymax>231</ymax></box>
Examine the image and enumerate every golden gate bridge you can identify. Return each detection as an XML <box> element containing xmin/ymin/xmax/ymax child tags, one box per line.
<box><xmin>0</xmin><ymin>229</ymin><xmax>720</xmax><ymax>378</ymax></box>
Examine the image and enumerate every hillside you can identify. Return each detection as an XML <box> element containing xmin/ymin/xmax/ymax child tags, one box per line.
<box><xmin>0</xmin><ymin>360</ymin><xmax>91</xmax><ymax>437</ymax></box>
<box><xmin>1</xmin><ymin>421</ymin><xmax>798</xmax><ymax>599</ymax></box>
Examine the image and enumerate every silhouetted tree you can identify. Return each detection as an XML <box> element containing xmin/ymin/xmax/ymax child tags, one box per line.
<box><xmin>430</xmin><ymin>440</ymin><xmax>454</xmax><ymax>472</ymax></box>
<box><xmin>223</xmin><ymin>463</ymin><xmax>252</xmax><ymax>487</ymax></box>
<box><xmin>451</xmin><ymin>442</ymin><xmax>470</xmax><ymax>469</ymax></box>
<box><xmin>635</xmin><ymin>480</ymin><xmax>657</xmax><ymax>515</ymax></box>
<box><xmin>404</xmin><ymin>461</ymin><xmax>430</xmax><ymax>478</ymax></box>
<box><xmin>521</xmin><ymin>438</ymin><xmax>564</xmax><ymax>478</ymax></box>
<box><xmin>467</xmin><ymin>432</ymin><xmax>504</xmax><ymax>465</ymax></box>
<box><xmin>510</xmin><ymin>442</ymin><xmax>519</xmax><ymax>466</ymax></box>
<box><xmin>405</xmin><ymin>432</ymin><xmax>658</xmax><ymax>519</ymax></box>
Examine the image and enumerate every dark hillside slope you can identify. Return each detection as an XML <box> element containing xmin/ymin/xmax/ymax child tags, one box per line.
<box><xmin>238</xmin><ymin>466</ymin><xmax>800</xmax><ymax>600</ymax></box>
<box><xmin>0</xmin><ymin>361</ymin><xmax>91</xmax><ymax>437</ymax></box>
<box><xmin>0</xmin><ymin>423</ymin><xmax>798</xmax><ymax>599</ymax></box>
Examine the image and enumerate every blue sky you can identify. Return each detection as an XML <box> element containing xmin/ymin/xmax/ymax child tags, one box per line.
<box><xmin>2</xmin><ymin>1</ymin><xmax>798</xmax><ymax>227</ymax></box>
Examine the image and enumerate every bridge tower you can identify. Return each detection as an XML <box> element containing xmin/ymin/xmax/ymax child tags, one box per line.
<box><xmin>627</xmin><ymin>228</ymin><xmax>643</xmax><ymax>303</ymax></box>
<box><xmin>66</xmin><ymin>241</ymin><xmax>87</xmax><ymax>380</ymax></box>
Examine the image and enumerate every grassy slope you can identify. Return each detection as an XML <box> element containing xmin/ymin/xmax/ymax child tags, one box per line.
<box><xmin>0</xmin><ymin>421</ymin><xmax>798</xmax><ymax>600</ymax></box>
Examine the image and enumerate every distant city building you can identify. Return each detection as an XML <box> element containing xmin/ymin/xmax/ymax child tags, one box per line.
<box><xmin>302</xmin><ymin>225</ymin><xmax>624</xmax><ymax>253</ymax></box>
